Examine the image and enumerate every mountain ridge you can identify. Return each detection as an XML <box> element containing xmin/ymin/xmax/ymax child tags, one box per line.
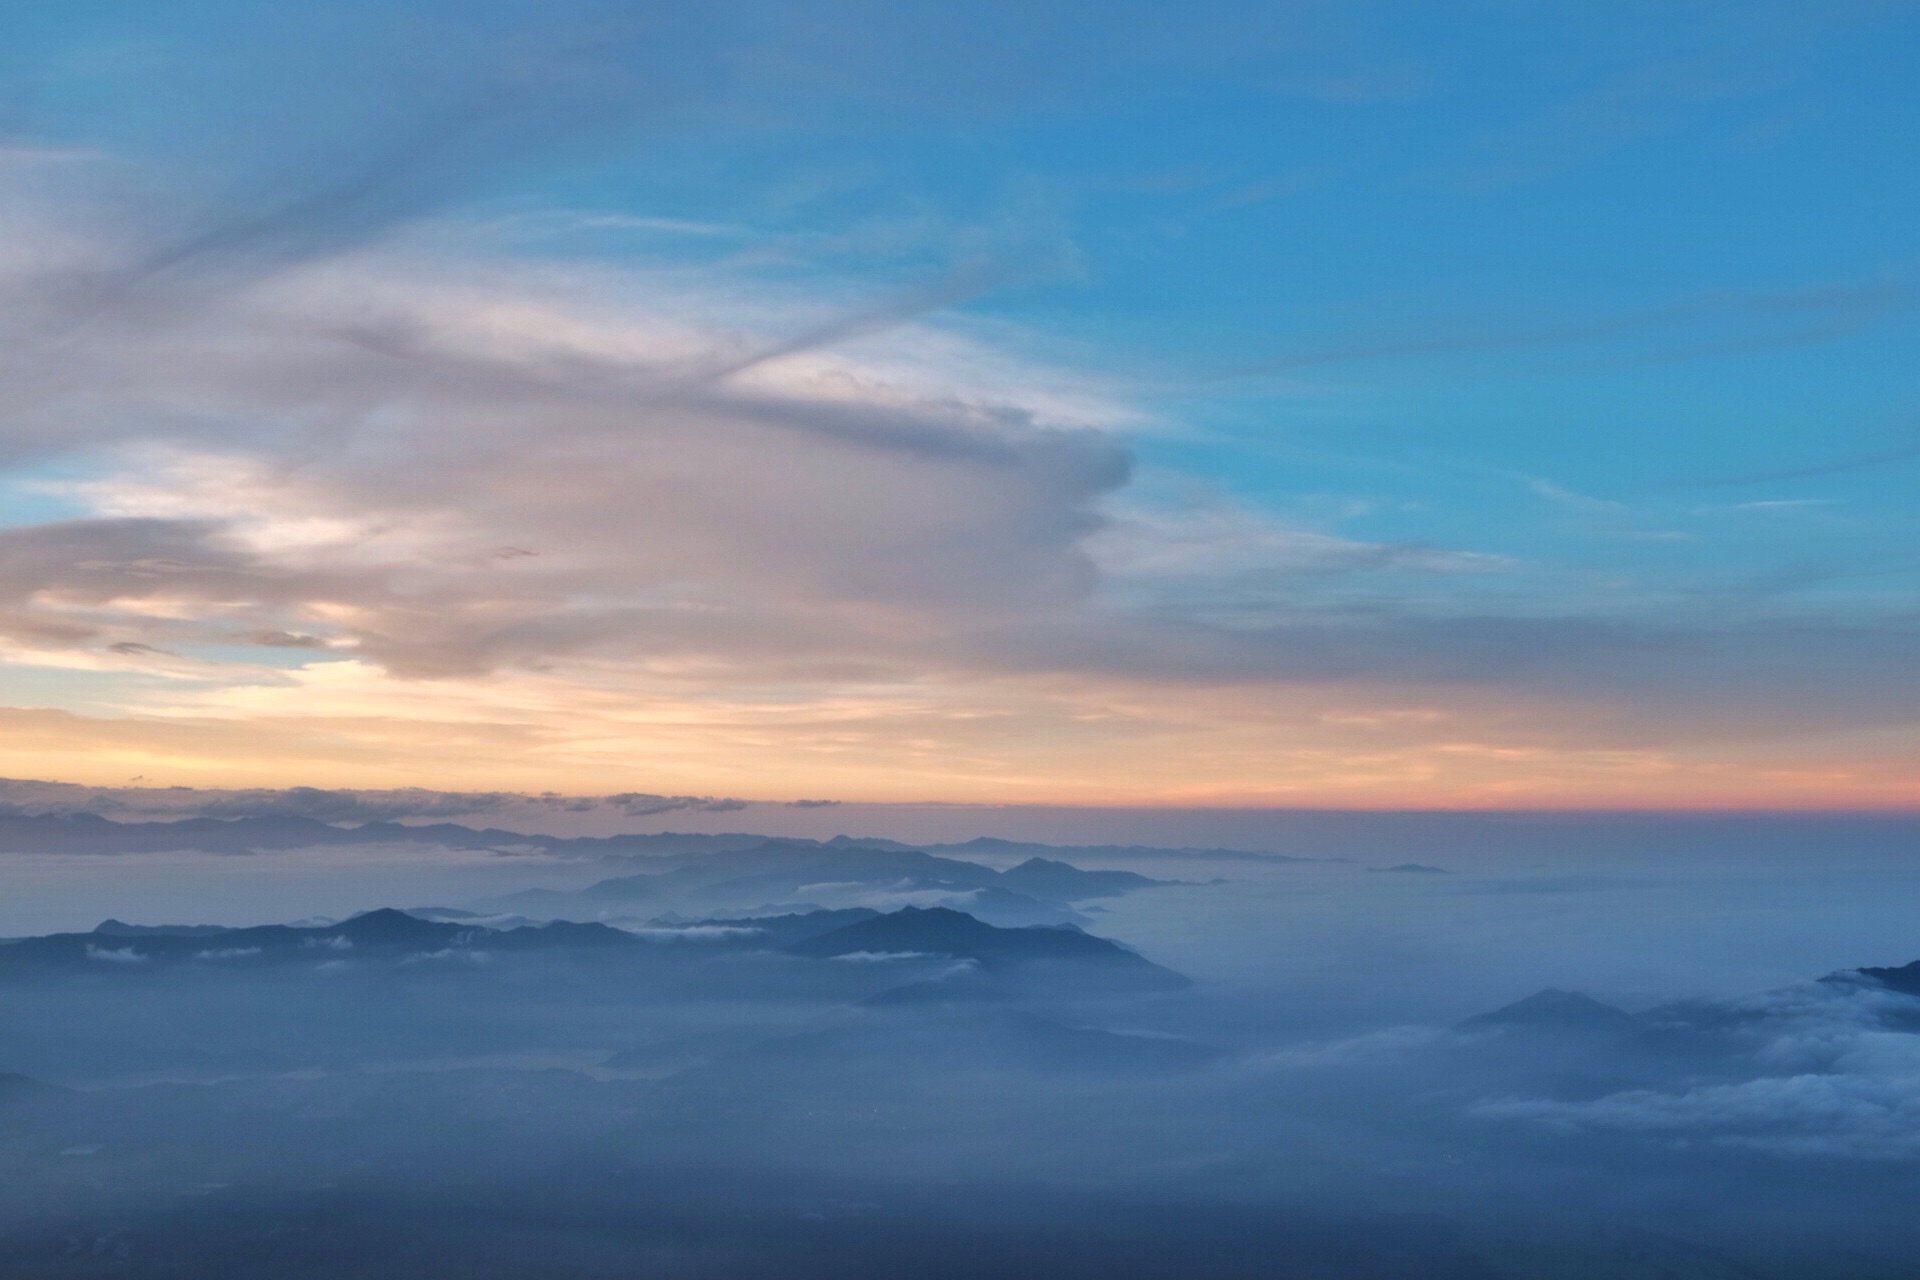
<box><xmin>0</xmin><ymin>812</ymin><xmax>1288</xmax><ymax>865</ymax></box>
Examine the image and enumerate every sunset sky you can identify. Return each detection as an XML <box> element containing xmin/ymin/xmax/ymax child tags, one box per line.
<box><xmin>0</xmin><ymin>0</ymin><xmax>1916</xmax><ymax>808</ymax></box>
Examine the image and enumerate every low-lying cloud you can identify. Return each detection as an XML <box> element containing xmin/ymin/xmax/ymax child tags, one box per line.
<box><xmin>1475</xmin><ymin>981</ymin><xmax>1920</xmax><ymax>1160</ymax></box>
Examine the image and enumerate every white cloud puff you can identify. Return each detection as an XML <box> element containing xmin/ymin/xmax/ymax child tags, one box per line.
<box><xmin>84</xmin><ymin>944</ymin><xmax>147</xmax><ymax>964</ymax></box>
<box><xmin>1475</xmin><ymin>983</ymin><xmax>1920</xmax><ymax>1160</ymax></box>
<box><xmin>193</xmin><ymin>946</ymin><xmax>264</xmax><ymax>960</ymax></box>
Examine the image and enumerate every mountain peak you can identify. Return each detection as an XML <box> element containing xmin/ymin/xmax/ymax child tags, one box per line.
<box><xmin>1850</xmin><ymin>958</ymin><xmax>1920</xmax><ymax>997</ymax></box>
<box><xmin>1458</xmin><ymin>988</ymin><xmax>1637</xmax><ymax>1034</ymax></box>
<box><xmin>336</xmin><ymin>908</ymin><xmax>454</xmax><ymax>941</ymax></box>
<box><xmin>783</xmin><ymin>906</ymin><xmax>1187</xmax><ymax>992</ymax></box>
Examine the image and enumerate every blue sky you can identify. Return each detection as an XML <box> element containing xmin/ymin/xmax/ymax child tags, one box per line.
<box><xmin>0</xmin><ymin>0</ymin><xmax>1913</xmax><ymax>805</ymax></box>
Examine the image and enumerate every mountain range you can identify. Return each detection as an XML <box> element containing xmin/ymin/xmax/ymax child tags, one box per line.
<box><xmin>0</xmin><ymin>903</ymin><xmax>1185</xmax><ymax>996</ymax></box>
<box><xmin>478</xmin><ymin>844</ymin><xmax>1178</xmax><ymax>925</ymax></box>
<box><xmin>0</xmin><ymin>813</ymin><xmax>1289</xmax><ymax>864</ymax></box>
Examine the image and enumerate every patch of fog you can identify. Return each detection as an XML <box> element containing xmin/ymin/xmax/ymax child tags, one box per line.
<box><xmin>400</xmin><ymin>949</ymin><xmax>489</xmax><ymax>965</ymax></box>
<box><xmin>1084</xmin><ymin>855</ymin><xmax>1920</xmax><ymax>1038</ymax></box>
<box><xmin>620</xmin><ymin>925</ymin><xmax>767</xmax><ymax>941</ymax></box>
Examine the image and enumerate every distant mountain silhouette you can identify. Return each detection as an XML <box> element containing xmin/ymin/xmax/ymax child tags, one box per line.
<box><xmin>786</xmin><ymin>906</ymin><xmax>1188</xmax><ymax>996</ymax></box>
<box><xmin>0</xmin><ymin>813</ymin><xmax>1278</xmax><ymax>871</ymax></box>
<box><xmin>1456</xmin><ymin>988</ymin><xmax>1639</xmax><ymax>1035</ymax></box>
<box><xmin>0</xmin><ymin>905</ymin><xmax>1187</xmax><ymax>1000</ymax></box>
<box><xmin>922</xmin><ymin>836</ymin><xmax>1313</xmax><ymax>863</ymax></box>
<box><xmin>940</xmin><ymin>886</ymin><xmax>1092</xmax><ymax>928</ymax></box>
<box><xmin>0</xmin><ymin>814</ymin><xmax>905</xmax><ymax>859</ymax></box>
<box><xmin>401</xmin><ymin>907</ymin><xmax>546</xmax><ymax>930</ymax></box>
<box><xmin>483</xmin><ymin>844</ymin><xmax>1174</xmax><ymax>922</ymax></box>
<box><xmin>582</xmin><ymin>843</ymin><xmax>1003</xmax><ymax>900</ymax></box>
<box><xmin>0</xmin><ymin>812</ymin><xmax>546</xmax><ymax>856</ymax></box>
<box><xmin>0</xmin><ymin>909</ymin><xmax>638</xmax><ymax>975</ymax></box>
<box><xmin>333</xmin><ymin>907</ymin><xmax>458</xmax><ymax>945</ymax></box>
<box><xmin>1847</xmin><ymin>959</ymin><xmax>1920</xmax><ymax>997</ymax></box>
<box><xmin>996</xmin><ymin>857</ymin><xmax>1161</xmax><ymax>900</ymax></box>
<box><xmin>94</xmin><ymin>919</ymin><xmax>230</xmax><ymax>937</ymax></box>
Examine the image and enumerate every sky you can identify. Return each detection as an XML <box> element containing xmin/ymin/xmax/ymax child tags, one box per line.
<box><xmin>0</xmin><ymin>0</ymin><xmax>1915</xmax><ymax>808</ymax></box>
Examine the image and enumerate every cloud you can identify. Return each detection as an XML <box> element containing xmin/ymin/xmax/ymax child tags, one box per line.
<box><xmin>0</xmin><ymin>232</ymin><xmax>1135</xmax><ymax>685</ymax></box>
<box><xmin>1244</xmin><ymin>1025</ymin><xmax>1444</xmax><ymax>1069</ymax></box>
<box><xmin>0</xmin><ymin>777</ymin><xmax>760</xmax><ymax>825</ymax></box>
<box><xmin>1431</xmin><ymin>4</ymin><xmax>1890</xmax><ymax>190</ymax></box>
<box><xmin>84</xmin><ymin>944</ymin><xmax>147</xmax><ymax>964</ymax></box>
<box><xmin>1476</xmin><ymin>983</ymin><xmax>1920</xmax><ymax>1160</ymax></box>
<box><xmin>606</xmin><ymin>793</ymin><xmax>748</xmax><ymax>817</ymax></box>
<box><xmin>1480</xmin><ymin>1071</ymin><xmax>1920</xmax><ymax>1161</ymax></box>
<box><xmin>1681</xmin><ymin>437</ymin><xmax>1920</xmax><ymax>486</ymax></box>
<box><xmin>0</xmin><ymin>7</ymin><xmax>1913</xmax><ymax>806</ymax></box>
<box><xmin>1230</xmin><ymin>272</ymin><xmax>1920</xmax><ymax>377</ymax></box>
<box><xmin>622</xmin><ymin>925</ymin><xmax>766</xmax><ymax>941</ymax></box>
<box><xmin>401</xmin><ymin>948</ymin><xmax>490</xmax><ymax>965</ymax></box>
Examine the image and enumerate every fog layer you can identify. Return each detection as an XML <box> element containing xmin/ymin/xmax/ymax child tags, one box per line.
<box><xmin>3</xmin><ymin>811</ymin><xmax>1919</xmax><ymax>1276</ymax></box>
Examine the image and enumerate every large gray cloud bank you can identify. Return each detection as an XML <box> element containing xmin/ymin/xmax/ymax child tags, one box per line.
<box><xmin>0</xmin><ymin>0</ymin><xmax>1914</xmax><ymax>802</ymax></box>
